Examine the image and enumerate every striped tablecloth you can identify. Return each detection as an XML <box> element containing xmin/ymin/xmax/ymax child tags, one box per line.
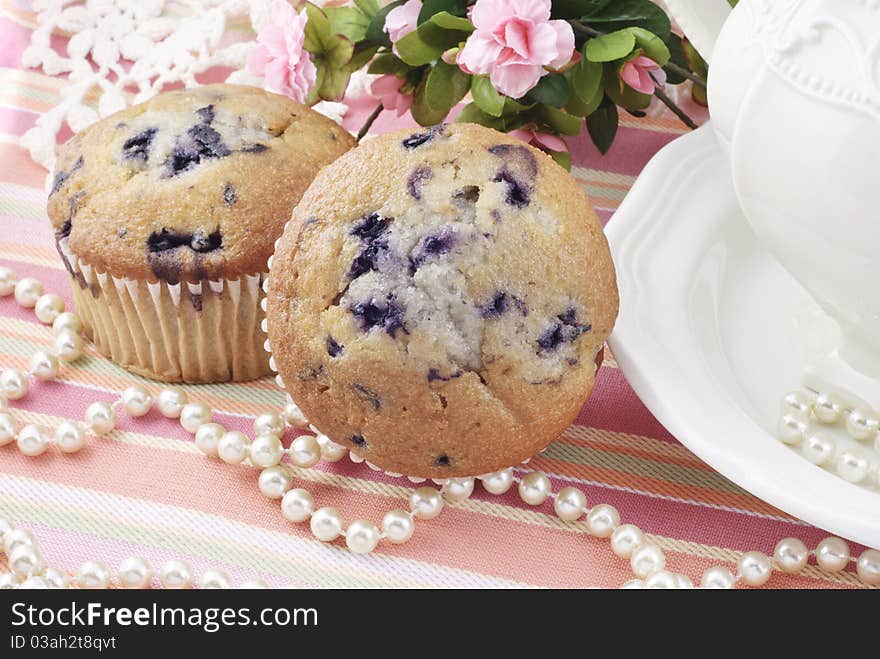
<box><xmin>0</xmin><ymin>2</ymin><xmax>869</xmax><ymax>589</ymax></box>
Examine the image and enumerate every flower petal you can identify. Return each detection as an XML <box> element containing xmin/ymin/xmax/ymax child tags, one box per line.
<box><xmin>490</xmin><ymin>62</ymin><xmax>543</xmax><ymax>99</ymax></box>
<box><xmin>546</xmin><ymin>20</ymin><xmax>575</xmax><ymax>69</ymax></box>
<box><xmin>458</xmin><ymin>33</ymin><xmax>502</xmax><ymax>75</ymax></box>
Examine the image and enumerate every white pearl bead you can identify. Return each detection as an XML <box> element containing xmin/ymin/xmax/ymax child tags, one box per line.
<box><xmin>253</xmin><ymin>412</ymin><xmax>284</xmax><ymax>437</ymax></box>
<box><xmin>52</xmin><ymin>311</ymin><xmax>82</xmax><ymax>335</ymax></box>
<box><xmin>239</xmin><ymin>579</ymin><xmax>269</xmax><ymax>588</ymax></box>
<box><xmin>777</xmin><ymin>412</ymin><xmax>808</xmax><ymax>445</ymax></box>
<box><xmin>856</xmin><ymin>549</ymin><xmax>880</xmax><ymax>585</ymax></box>
<box><xmin>194</xmin><ymin>423</ymin><xmax>224</xmax><ymax>457</ymax></box>
<box><xmin>156</xmin><ymin>388</ymin><xmax>188</xmax><ymax>418</ymax></box>
<box><xmin>282</xmin><ymin>401</ymin><xmax>309</xmax><ymax>428</ymax></box>
<box><xmin>0</xmin><ymin>573</ymin><xmax>19</xmax><ymax>588</ymax></box>
<box><xmin>836</xmin><ymin>447</ymin><xmax>870</xmax><ymax>483</ymax></box>
<box><xmin>553</xmin><ymin>486</ymin><xmax>587</xmax><ymax>521</ymax></box>
<box><xmin>281</xmin><ymin>488</ymin><xmax>315</xmax><ymax>523</ymax></box>
<box><xmin>845</xmin><ymin>407</ymin><xmax>879</xmax><ymax>441</ymax></box>
<box><xmin>217</xmin><ymin>431</ymin><xmax>250</xmax><ymax>464</ymax></box>
<box><xmin>409</xmin><ymin>487</ymin><xmax>444</xmax><ymax>520</ymax></box>
<box><xmin>781</xmin><ymin>391</ymin><xmax>814</xmax><ymax>416</ymax></box>
<box><xmin>645</xmin><ymin>570</ymin><xmax>679</xmax><ymax>589</ymax></box>
<box><xmin>481</xmin><ymin>468</ymin><xmax>514</xmax><ymax>495</ymax></box>
<box><xmin>250</xmin><ymin>433</ymin><xmax>284</xmax><ymax>468</ymax></box>
<box><xmin>813</xmin><ymin>392</ymin><xmax>842</xmax><ymax>423</ymax></box>
<box><xmin>121</xmin><ymin>385</ymin><xmax>152</xmax><ymax>416</ymax></box>
<box><xmin>34</xmin><ymin>293</ymin><xmax>65</xmax><ymax>324</ymax></box>
<box><xmin>1</xmin><ymin>368</ymin><xmax>28</xmax><ymax>400</ymax></box>
<box><xmin>20</xmin><ymin>576</ymin><xmax>50</xmax><ymax>589</ymax></box>
<box><xmin>586</xmin><ymin>504</ymin><xmax>620</xmax><ymax>538</ymax></box>
<box><xmin>630</xmin><ymin>543</ymin><xmax>665</xmax><ymax>579</ymax></box>
<box><xmin>118</xmin><ymin>556</ymin><xmax>153</xmax><ymax>588</ymax></box>
<box><xmin>14</xmin><ymin>277</ymin><xmax>43</xmax><ymax>308</ymax></box>
<box><xmin>288</xmin><ymin>434</ymin><xmax>321</xmax><ymax>468</ymax></box>
<box><xmin>9</xmin><ymin>543</ymin><xmax>44</xmax><ymax>577</ymax></box>
<box><xmin>4</xmin><ymin>528</ymin><xmax>35</xmax><ymax>553</ymax></box>
<box><xmin>258</xmin><ymin>465</ymin><xmax>292</xmax><ymax>499</ymax></box>
<box><xmin>0</xmin><ymin>266</ymin><xmax>16</xmax><ymax>296</ymax></box>
<box><xmin>610</xmin><ymin>524</ymin><xmax>644</xmax><ymax>559</ymax></box>
<box><xmin>802</xmin><ymin>431</ymin><xmax>836</xmax><ymax>466</ymax></box>
<box><xmin>346</xmin><ymin>519</ymin><xmax>380</xmax><ymax>554</ymax></box>
<box><xmin>737</xmin><ymin>551</ymin><xmax>772</xmax><ymax>586</ymax></box>
<box><xmin>619</xmin><ymin>579</ymin><xmax>645</xmax><ymax>589</ymax></box>
<box><xmin>773</xmin><ymin>537</ymin><xmax>809</xmax><ymax>573</ymax></box>
<box><xmin>159</xmin><ymin>559</ymin><xmax>193</xmax><ymax>588</ymax></box>
<box><xmin>43</xmin><ymin>567</ymin><xmax>70</xmax><ymax>589</ymax></box>
<box><xmin>381</xmin><ymin>509</ymin><xmax>414</xmax><ymax>544</ymax></box>
<box><xmin>815</xmin><ymin>536</ymin><xmax>850</xmax><ymax>572</ymax></box>
<box><xmin>17</xmin><ymin>424</ymin><xmax>48</xmax><ymax>456</ymax></box>
<box><xmin>316</xmin><ymin>433</ymin><xmax>346</xmax><ymax>462</ymax></box>
<box><xmin>0</xmin><ymin>517</ymin><xmax>10</xmax><ymax>540</ymax></box>
<box><xmin>54</xmin><ymin>421</ymin><xmax>85</xmax><ymax>453</ymax></box>
<box><xmin>700</xmin><ymin>566</ymin><xmax>736</xmax><ymax>589</ymax></box>
<box><xmin>54</xmin><ymin>329</ymin><xmax>83</xmax><ymax>361</ymax></box>
<box><xmin>179</xmin><ymin>402</ymin><xmax>211</xmax><ymax>433</ymax></box>
<box><xmin>76</xmin><ymin>560</ymin><xmax>110</xmax><ymax>588</ymax></box>
<box><xmin>199</xmin><ymin>569</ymin><xmax>231</xmax><ymax>589</ymax></box>
<box><xmin>29</xmin><ymin>350</ymin><xmax>59</xmax><ymax>381</ymax></box>
<box><xmin>310</xmin><ymin>507</ymin><xmax>344</xmax><ymax>542</ymax></box>
<box><xmin>674</xmin><ymin>573</ymin><xmax>694</xmax><ymax>589</ymax></box>
<box><xmin>85</xmin><ymin>401</ymin><xmax>115</xmax><ymax>435</ymax></box>
<box><xmin>0</xmin><ymin>412</ymin><xmax>16</xmax><ymax>446</ymax></box>
<box><xmin>442</xmin><ymin>477</ymin><xmax>475</xmax><ymax>502</ymax></box>
<box><xmin>518</xmin><ymin>471</ymin><xmax>552</xmax><ymax>506</ymax></box>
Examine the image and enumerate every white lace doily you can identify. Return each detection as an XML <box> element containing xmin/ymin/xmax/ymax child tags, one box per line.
<box><xmin>21</xmin><ymin>0</ymin><xmax>354</xmax><ymax>190</ymax></box>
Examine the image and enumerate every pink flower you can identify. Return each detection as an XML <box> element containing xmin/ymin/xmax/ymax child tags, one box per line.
<box><xmin>509</xmin><ymin>128</ymin><xmax>567</xmax><ymax>152</ymax></box>
<box><xmin>371</xmin><ymin>75</ymin><xmax>413</xmax><ymax>117</ymax></box>
<box><xmin>619</xmin><ymin>56</ymin><xmax>667</xmax><ymax>95</ymax></box>
<box><xmin>385</xmin><ymin>0</ymin><xmax>422</xmax><ymax>55</ymax></box>
<box><xmin>247</xmin><ymin>0</ymin><xmax>317</xmax><ymax>104</ymax></box>
<box><xmin>457</xmin><ymin>0</ymin><xmax>575</xmax><ymax>99</ymax></box>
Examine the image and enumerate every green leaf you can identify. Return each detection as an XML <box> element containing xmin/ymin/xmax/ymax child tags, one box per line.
<box><xmin>455</xmin><ymin>102</ymin><xmax>506</xmax><ymax>129</ymax></box>
<box><xmin>584</xmin><ymin>29</ymin><xmax>635</xmax><ymax>62</ymax></box>
<box><xmin>395</xmin><ymin>15</ymin><xmax>471</xmax><ymax>66</ymax></box>
<box><xmin>471</xmin><ymin>75</ymin><xmax>504</xmax><ymax>117</ymax></box>
<box><xmin>604</xmin><ymin>62</ymin><xmax>652</xmax><ymax>110</ymax></box>
<box><xmin>347</xmin><ymin>43</ymin><xmax>380</xmax><ymax>72</ymax></box>
<box><xmin>354</xmin><ymin>0</ymin><xmax>380</xmax><ymax>19</ymax></box>
<box><xmin>317</xmin><ymin>63</ymin><xmax>352</xmax><ymax>101</ymax></box>
<box><xmin>537</xmin><ymin>106</ymin><xmax>583</xmax><ymax>136</ymax></box>
<box><xmin>682</xmin><ymin>38</ymin><xmax>708</xmax><ymax>79</ymax></box>
<box><xmin>527</xmin><ymin>73</ymin><xmax>570</xmax><ymax>107</ymax></box>
<box><xmin>662</xmin><ymin>33</ymin><xmax>687</xmax><ymax>85</ymax></box>
<box><xmin>411</xmin><ymin>72</ymin><xmax>450</xmax><ymax>125</ymax></box>
<box><xmin>365</xmin><ymin>0</ymin><xmax>405</xmax><ymax>47</ymax></box>
<box><xmin>367</xmin><ymin>52</ymin><xmax>413</xmax><ymax>76</ymax></box>
<box><xmin>303</xmin><ymin>4</ymin><xmax>336</xmax><ymax>54</ymax></box>
<box><xmin>583</xmin><ymin>0</ymin><xmax>672</xmax><ymax>39</ymax></box>
<box><xmin>427</xmin><ymin>11</ymin><xmax>474</xmax><ymax>32</ymax></box>
<box><xmin>548</xmin><ymin>148</ymin><xmax>572</xmax><ymax>170</ymax></box>
<box><xmin>425</xmin><ymin>61</ymin><xmax>470</xmax><ymax>113</ymax></box>
<box><xmin>628</xmin><ymin>27</ymin><xmax>670</xmax><ymax>66</ymax></box>
<box><xmin>571</xmin><ymin>57</ymin><xmax>602</xmax><ymax>104</ymax></box>
<box><xmin>586</xmin><ymin>95</ymin><xmax>618</xmax><ymax>154</ymax></box>
<box><xmin>325</xmin><ymin>6</ymin><xmax>370</xmax><ymax>42</ymax></box>
<box><xmin>418</xmin><ymin>0</ymin><xmax>468</xmax><ymax>23</ymax></box>
<box><xmin>551</xmin><ymin>0</ymin><xmax>613</xmax><ymax>19</ymax></box>
<box><xmin>501</xmin><ymin>97</ymin><xmax>535</xmax><ymax>116</ymax></box>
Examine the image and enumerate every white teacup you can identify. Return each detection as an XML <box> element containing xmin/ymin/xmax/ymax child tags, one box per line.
<box><xmin>666</xmin><ymin>0</ymin><xmax>880</xmax><ymax>408</ymax></box>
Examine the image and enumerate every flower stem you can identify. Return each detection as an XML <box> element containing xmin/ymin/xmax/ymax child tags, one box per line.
<box><xmin>357</xmin><ymin>103</ymin><xmax>384</xmax><ymax>141</ymax></box>
<box><xmin>650</xmin><ymin>73</ymin><xmax>699</xmax><ymax>130</ymax></box>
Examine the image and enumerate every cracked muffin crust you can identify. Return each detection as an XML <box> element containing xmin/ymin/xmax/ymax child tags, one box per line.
<box><xmin>267</xmin><ymin>123</ymin><xmax>618</xmax><ymax>477</ymax></box>
<box><xmin>46</xmin><ymin>84</ymin><xmax>355</xmax><ymax>383</ymax></box>
<box><xmin>48</xmin><ymin>83</ymin><xmax>355</xmax><ymax>283</ymax></box>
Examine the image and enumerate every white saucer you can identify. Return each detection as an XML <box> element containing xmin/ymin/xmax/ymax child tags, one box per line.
<box><xmin>606</xmin><ymin>124</ymin><xmax>880</xmax><ymax>548</ymax></box>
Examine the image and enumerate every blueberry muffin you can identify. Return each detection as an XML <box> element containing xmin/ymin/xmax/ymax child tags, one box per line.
<box><xmin>266</xmin><ymin>123</ymin><xmax>618</xmax><ymax>477</ymax></box>
<box><xmin>47</xmin><ymin>84</ymin><xmax>355</xmax><ymax>383</ymax></box>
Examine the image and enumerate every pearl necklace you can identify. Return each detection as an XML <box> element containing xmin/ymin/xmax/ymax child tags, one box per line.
<box><xmin>1</xmin><ymin>266</ymin><xmax>878</xmax><ymax>589</ymax></box>
<box><xmin>778</xmin><ymin>390</ymin><xmax>880</xmax><ymax>489</ymax></box>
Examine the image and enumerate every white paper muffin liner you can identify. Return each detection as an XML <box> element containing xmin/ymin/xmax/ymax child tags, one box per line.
<box><xmin>58</xmin><ymin>237</ymin><xmax>270</xmax><ymax>383</ymax></box>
